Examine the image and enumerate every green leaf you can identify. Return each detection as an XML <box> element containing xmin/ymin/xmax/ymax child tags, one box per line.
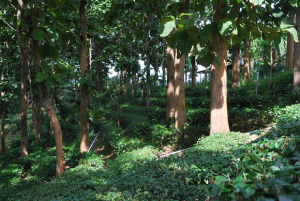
<box><xmin>274</xmin><ymin>35</ymin><xmax>285</xmax><ymax>56</ymax></box>
<box><xmin>248</xmin><ymin>153</ymin><xmax>261</xmax><ymax>163</ymax></box>
<box><xmin>42</xmin><ymin>64</ymin><xmax>51</xmax><ymax>72</ymax></box>
<box><xmin>284</xmin><ymin>27</ymin><xmax>299</xmax><ymax>43</ymax></box>
<box><xmin>32</xmin><ymin>29</ymin><xmax>45</xmax><ymax>41</ymax></box>
<box><xmin>252</xmin><ymin>0</ymin><xmax>264</xmax><ymax>6</ymax></box>
<box><xmin>272</xmin><ymin>11</ymin><xmax>284</xmax><ymax>18</ymax></box>
<box><xmin>53</xmin><ymin>74</ymin><xmax>63</xmax><ymax>83</ymax></box>
<box><xmin>213</xmin><ymin>52</ymin><xmax>221</xmax><ymax>67</ymax></box>
<box><xmin>45</xmin><ymin>77</ymin><xmax>55</xmax><ymax>88</ymax></box>
<box><xmin>215</xmin><ymin>176</ymin><xmax>228</xmax><ymax>184</ymax></box>
<box><xmin>46</xmin><ymin>26</ymin><xmax>59</xmax><ymax>41</ymax></box>
<box><xmin>80</xmin><ymin>29</ymin><xmax>87</xmax><ymax>34</ymax></box>
<box><xmin>179</xmin><ymin>18</ymin><xmax>194</xmax><ymax>25</ymax></box>
<box><xmin>280</xmin><ymin>18</ymin><xmax>294</xmax><ymax>29</ymax></box>
<box><xmin>51</xmin><ymin>47</ymin><xmax>59</xmax><ymax>60</ymax></box>
<box><xmin>247</xmin><ymin>165</ymin><xmax>264</xmax><ymax>173</ymax></box>
<box><xmin>195</xmin><ymin>47</ymin><xmax>213</xmax><ymax>67</ymax></box>
<box><xmin>78</xmin><ymin>77</ymin><xmax>88</xmax><ymax>84</ymax></box>
<box><xmin>159</xmin><ymin>19</ymin><xmax>176</xmax><ymax>37</ymax></box>
<box><xmin>36</xmin><ymin>72</ymin><xmax>48</xmax><ymax>82</ymax></box>
<box><xmin>218</xmin><ymin>18</ymin><xmax>237</xmax><ymax>36</ymax></box>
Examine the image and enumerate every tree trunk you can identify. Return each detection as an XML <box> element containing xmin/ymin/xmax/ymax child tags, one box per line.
<box><xmin>79</xmin><ymin>1</ymin><xmax>89</xmax><ymax>153</ymax></box>
<box><xmin>232</xmin><ymin>43</ymin><xmax>240</xmax><ymax>87</ymax></box>
<box><xmin>174</xmin><ymin>50</ymin><xmax>187</xmax><ymax>129</ymax></box>
<box><xmin>89</xmin><ymin>38</ymin><xmax>93</xmax><ymax>109</ymax></box>
<box><xmin>34</xmin><ymin>86</ymin><xmax>43</xmax><ymax>144</ymax></box>
<box><xmin>295</xmin><ymin>7</ymin><xmax>300</xmax><ymax>90</ymax></box>
<box><xmin>162</xmin><ymin>38</ymin><xmax>166</xmax><ymax>88</ymax></box>
<box><xmin>286</xmin><ymin>13</ymin><xmax>295</xmax><ymax>71</ymax></box>
<box><xmin>210</xmin><ymin>2</ymin><xmax>230</xmax><ymax>135</ymax></box>
<box><xmin>191</xmin><ymin>56</ymin><xmax>196</xmax><ymax>89</ymax></box>
<box><xmin>250</xmin><ymin>57</ymin><xmax>254</xmax><ymax>76</ymax></box>
<box><xmin>269</xmin><ymin>41</ymin><xmax>273</xmax><ymax>90</ymax></box>
<box><xmin>145</xmin><ymin>24</ymin><xmax>151</xmax><ymax>107</ymax></box>
<box><xmin>18</xmin><ymin>5</ymin><xmax>28</xmax><ymax>157</ymax></box>
<box><xmin>155</xmin><ymin>39</ymin><xmax>159</xmax><ymax>85</ymax></box>
<box><xmin>1</xmin><ymin>75</ymin><xmax>4</xmax><ymax>154</ymax></box>
<box><xmin>140</xmin><ymin>84</ymin><xmax>144</xmax><ymax>106</ymax></box>
<box><xmin>166</xmin><ymin>46</ymin><xmax>175</xmax><ymax>122</ymax></box>
<box><xmin>243</xmin><ymin>38</ymin><xmax>250</xmax><ymax>82</ymax></box>
<box><xmin>19</xmin><ymin>0</ymin><xmax>64</xmax><ymax>176</ymax></box>
<box><xmin>1</xmin><ymin>104</ymin><xmax>4</xmax><ymax>154</ymax></box>
<box><xmin>50</xmin><ymin>87</ymin><xmax>54</xmax><ymax>135</ymax></box>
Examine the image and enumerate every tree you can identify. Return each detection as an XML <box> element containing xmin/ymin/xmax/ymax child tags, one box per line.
<box><xmin>286</xmin><ymin>13</ymin><xmax>295</xmax><ymax>71</ymax></box>
<box><xmin>232</xmin><ymin>43</ymin><xmax>240</xmax><ymax>87</ymax></box>
<box><xmin>294</xmin><ymin>6</ymin><xmax>300</xmax><ymax>90</ymax></box>
<box><xmin>79</xmin><ymin>0</ymin><xmax>89</xmax><ymax>153</ymax></box>
<box><xmin>243</xmin><ymin>38</ymin><xmax>250</xmax><ymax>82</ymax></box>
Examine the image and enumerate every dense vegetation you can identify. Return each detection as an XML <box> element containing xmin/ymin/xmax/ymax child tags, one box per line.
<box><xmin>1</xmin><ymin>71</ymin><xmax>300</xmax><ymax>200</ymax></box>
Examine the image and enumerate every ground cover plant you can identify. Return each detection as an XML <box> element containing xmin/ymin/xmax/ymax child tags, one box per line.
<box><xmin>1</xmin><ymin>70</ymin><xmax>300</xmax><ymax>200</ymax></box>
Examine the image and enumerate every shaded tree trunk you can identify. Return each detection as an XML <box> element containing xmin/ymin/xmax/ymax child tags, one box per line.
<box><xmin>243</xmin><ymin>38</ymin><xmax>250</xmax><ymax>82</ymax></box>
<box><xmin>89</xmin><ymin>39</ymin><xmax>93</xmax><ymax>109</ymax></box>
<box><xmin>294</xmin><ymin>7</ymin><xmax>300</xmax><ymax>90</ymax></box>
<box><xmin>191</xmin><ymin>56</ymin><xmax>196</xmax><ymax>89</ymax></box>
<box><xmin>145</xmin><ymin>22</ymin><xmax>151</xmax><ymax>107</ymax></box>
<box><xmin>162</xmin><ymin>38</ymin><xmax>166</xmax><ymax>87</ymax></box>
<box><xmin>33</xmin><ymin>86</ymin><xmax>43</xmax><ymax>144</ymax></box>
<box><xmin>166</xmin><ymin>46</ymin><xmax>175</xmax><ymax>122</ymax></box>
<box><xmin>17</xmin><ymin>5</ymin><xmax>28</xmax><ymax>157</ymax></box>
<box><xmin>269</xmin><ymin>41</ymin><xmax>273</xmax><ymax>90</ymax></box>
<box><xmin>210</xmin><ymin>2</ymin><xmax>230</xmax><ymax>135</ymax></box>
<box><xmin>19</xmin><ymin>0</ymin><xmax>64</xmax><ymax>176</ymax></box>
<box><xmin>79</xmin><ymin>1</ymin><xmax>89</xmax><ymax>153</ymax></box>
<box><xmin>1</xmin><ymin>104</ymin><xmax>4</xmax><ymax>154</ymax></box>
<box><xmin>155</xmin><ymin>39</ymin><xmax>159</xmax><ymax>85</ymax></box>
<box><xmin>250</xmin><ymin>57</ymin><xmax>254</xmax><ymax>76</ymax></box>
<box><xmin>286</xmin><ymin>13</ymin><xmax>295</xmax><ymax>71</ymax></box>
<box><xmin>232</xmin><ymin>43</ymin><xmax>240</xmax><ymax>87</ymax></box>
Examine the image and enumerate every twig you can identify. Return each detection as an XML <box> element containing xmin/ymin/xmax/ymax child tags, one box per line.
<box><xmin>2</xmin><ymin>19</ymin><xmax>17</xmax><ymax>32</ymax></box>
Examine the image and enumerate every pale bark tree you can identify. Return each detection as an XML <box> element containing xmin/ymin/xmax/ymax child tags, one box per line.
<box><xmin>17</xmin><ymin>5</ymin><xmax>28</xmax><ymax>157</ymax></box>
<box><xmin>166</xmin><ymin>46</ymin><xmax>175</xmax><ymax>122</ymax></box>
<box><xmin>294</xmin><ymin>7</ymin><xmax>300</xmax><ymax>90</ymax></box>
<box><xmin>210</xmin><ymin>2</ymin><xmax>230</xmax><ymax>135</ymax></box>
<box><xmin>286</xmin><ymin>13</ymin><xmax>295</xmax><ymax>71</ymax></box>
<box><xmin>243</xmin><ymin>38</ymin><xmax>250</xmax><ymax>82</ymax></box>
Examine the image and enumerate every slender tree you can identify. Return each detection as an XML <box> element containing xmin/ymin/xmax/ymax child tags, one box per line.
<box><xmin>294</xmin><ymin>7</ymin><xmax>300</xmax><ymax>90</ymax></box>
<box><xmin>79</xmin><ymin>0</ymin><xmax>89</xmax><ymax>152</ymax></box>
<box><xmin>232</xmin><ymin>43</ymin><xmax>240</xmax><ymax>87</ymax></box>
<box><xmin>243</xmin><ymin>38</ymin><xmax>250</xmax><ymax>82</ymax></box>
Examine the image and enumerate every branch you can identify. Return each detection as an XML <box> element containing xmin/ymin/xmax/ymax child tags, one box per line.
<box><xmin>9</xmin><ymin>1</ymin><xmax>17</xmax><ymax>10</ymax></box>
<box><xmin>17</xmin><ymin>0</ymin><xmax>26</xmax><ymax>11</ymax></box>
<box><xmin>2</xmin><ymin>19</ymin><xmax>17</xmax><ymax>32</ymax></box>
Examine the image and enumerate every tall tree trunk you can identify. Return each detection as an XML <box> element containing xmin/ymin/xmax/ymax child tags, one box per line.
<box><xmin>191</xmin><ymin>56</ymin><xmax>196</xmax><ymax>89</ymax></box>
<box><xmin>1</xmin><ymin>74</ymin><xmax>4</xmax><ymax>154</ymax></box>
<box><xmin>232</xmin><ymin>43</ymin><xmax>240</xmax><ymax>87</ymax></box>
<box><xmin>1</xmin><ymin>103</ymin><xmax>4</xmax><ymax>154</ymax></box>
<box><xmin>17</xmin><ymin>6</ymin><xmax>28</xmax><ymax>157</ymax></box>
<box><xmin>286</xmin><ymin>13</ymin><xmax>295</xmax><ymax>71</ymax></box>
<box><xmin>250</xmin><ymin>57</ymin><xmax>254</xmax><ymax>76</ymax></box>
<box><xmin>294</xmin><ymin>8</ymin><xmax>300</xmax><ymax>90</ymax></box>
<box><xmin>79</xmin><ymin>0</ymin><xmax>89</xmax><ymax>153</ymax></box>
<box><xmin>243</xmin><ymin>38</ymin><xmax>250</xmax><ymax>82</ymax></box>
<box><xmin>50</xmin><ymin>87</ymin><xmax>55</xmax><ymax>135</ymax></box>
<box><xmin>166</xmin><ymin>46</ymin><xmax>175</xmax><ymax>122</ymax></box>
<box><xmin>89</xmin><ymin>39</ymin><xmax>93</xmax><ymax>109</ymax></box>
<box><xmin>19</xmin><ymin>0</ymin><xmax>64</xmax><ymax>176</ymax></box>
<box><xmin>155</xmin><ymin>39</ymin><xmax>159</xmax><ymax>85</ymax></box>
<box><xmin>162</xmin><ymin>38</ymin><xmax>166</xmax><ymax>88</ymax></box>
<box><xmin>145</xmin><ymin>22</ymin><xmax>151</xmax><ymax>107</ymax></box>
<box><xmin>34</xmin><ymin>86</ymin><xmax>43</xmax><ymax>144</ymax></box>
<box><xmin>269</xmin><ymin>41</ymin><xmax>273</xmax><ymax>90</ymax></box>
<box><xmin>174</xmin><ymin>0</ymin><xmax>188</xmax><ymax>129</ymax></box>
<box><xmin>174</xmin><ymin>50</ymin><xmax>187</xmax><ymax>129</ymax></box>
<box><xmin>210</xmin><ymin>2</ymin><xmax>230</xmax><ymax>135</ymax></box>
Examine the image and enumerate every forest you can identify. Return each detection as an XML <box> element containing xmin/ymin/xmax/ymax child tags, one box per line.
<box><xmin>1</xmin><ymin>0</ymin><xmax>300</xmax><ymax>200</ymax></box>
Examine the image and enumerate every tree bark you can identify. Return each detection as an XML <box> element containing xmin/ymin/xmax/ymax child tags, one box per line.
<box><xmin>18</xmin><ymin>5</ymin><xmax>28</xmax><ymax>157</ymax></box>
<box><xmin>1</xmin><ymin>104</ymin><xmax>4</xmax><ymax>154</ymax></box>
<box><xmin>191</xmin><ymin>56</ymin><xmax>196</xmax><ymax>89</ymax></box>
<box><xmin>89</xmin><ymin>38</ymin><xmax>93</xmax><ymax>109</ymax></box>
<box><xmin>286</xmin><ymin>13</ymin><xmax>295</xmax><ymax>71</ymax></box>
<box><xmin>145</xmin><ymin>22</ymin><xmax>151</xmax><ymax>107</ymax></box>
<box><xmin>243</xmin><ymin>38</ymin><xmax>250</xmax><ymax>82</ymax></box>
<box><xmin>232</xmin><ymin>43</ymin><xmax>240</xmax><ymax>87</ymax></box>
<box><xmin>174</xmin><ymin>50</ymin><xmax>187</xmax><ymax>129</ymax></box>
<box><xmin>250</xmin><ymin>57</ymin><xmax>254</xmax><ymax>76</ymax></box>
<box><xmin>162</xmin><ymin>38</ymin><xmax>166</xmax><ymax>88</ymax></box>
<box><xmin>210</xmin><ymin>2</ymin><xmax>230</xmax><ymax>135</ymax></box>
<box><xmin>269</xmin><ymin>41</ymin><xmax>273</xmax><ymax>90</ymax></box>
<box><xmin>34</xmin><ymin>86</ymin><xmax>43</xmax><ymax>144</ymax></box>
<box><xmin>155</xmin><ymin>39</ymin><xmax>159</xmax><ymax>85</ymax></box>
<box><xmin>79</xmin><ymin>1</ymin><xmax>89</xmax><ymax>152</ymax></box>
<box><xmin>19</xmin><ymin>0</ymin><xmax>64</xmax><ymax>176</ymax></box>
<box><xmin>166</xmin><ymin>46</ymin><xmax>175</xmax><ymax>122</ymax></box>
<box><xmin>294</xmin><ymin>8</ymin><xmax>300</xmax><ymax>90</ymax></box>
